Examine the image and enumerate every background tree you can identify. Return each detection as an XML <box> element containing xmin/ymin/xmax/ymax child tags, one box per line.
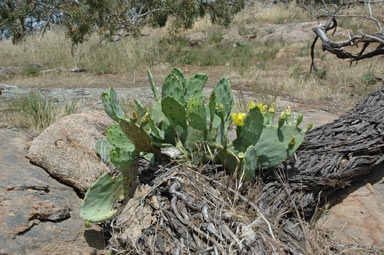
<box><xmin>0</xmin><ymin>0</ymin><xmax>245</xmax><ymax>46</ymax></box>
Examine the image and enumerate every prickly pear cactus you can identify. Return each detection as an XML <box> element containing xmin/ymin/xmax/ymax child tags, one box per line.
<box><xmin>119</xmin><ymin>119</ymin><xmax>154</xmax><ymax>153</ymax></box>
<box><xmin>147</xmin><ymin>70</ymin><xmax>160</xmax><ymax>101</ymax></box>
<box><xmin>171</xmin><ymin>68</ymin><xmax>187</xmax><ymax>89</ymax></box>
<box><xmin>243</xmin><ymin>146</ymin><xmax>258</xmax><ymax>181</ymax></box>
<box><xmin>216</xmin><ymin>145</ymin><xmax>241</xmax><ymax>175</ymax></box>
<box><xmin>232</xmin><ymin>107</ymin><xmax>264</xmax><ymax>152</ymax></box>
<box><xmin>82</xmin><ymin>68</ymin><xmax>312</xmax><ymax>225</ymax></box>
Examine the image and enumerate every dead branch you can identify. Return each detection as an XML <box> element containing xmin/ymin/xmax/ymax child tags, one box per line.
<box><xmin>311</xmin><ymin>0</ymin><xmax>384</xmax><ymax>72</ymax></box>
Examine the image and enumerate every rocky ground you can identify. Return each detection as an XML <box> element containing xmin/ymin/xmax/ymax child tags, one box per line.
<box><xmin>0</xmin><ymin>129</ymin><xmax>105</xmax><ymax>255</ymax></box>
<box><xmin>1</xmin><ymin>83</ymin><xmax>384</xmax><ymax>253</ymax></box>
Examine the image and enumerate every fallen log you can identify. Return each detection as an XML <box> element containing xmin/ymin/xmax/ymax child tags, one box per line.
<box><xmin>258</xmin><ymin>84</ymin><xmax>384</xmax><ymax>219</ymax></box>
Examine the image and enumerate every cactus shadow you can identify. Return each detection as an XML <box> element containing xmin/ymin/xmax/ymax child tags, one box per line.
<box><xmin>84</xmin><ymin>229</ymin><xmax>105</xmax><ymax>250</ymax></box>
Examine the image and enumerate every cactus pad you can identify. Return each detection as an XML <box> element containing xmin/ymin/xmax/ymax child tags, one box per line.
<box><xmin>147</xmin><ymin>70</ymin><xmax>160</xmax><ymax>101</ymax></box>
<box><xmin>80</xmin><ymin>173</ymin><xmax>124</xmax><ymax>223</ymax></box>
<box><xmin>106</xmin><ymin>124</ymin><xmax>135</xmax><ymax>151</ymax></box>
<box><xmin>161</xmin><ymin>74</ymin><xmax>185</xmax><ymax>104</ymax></box>
<box><xmin>185</xmin><ymin>73</ymin><xmax>208</xmax><ymax>102</ymax></box>
<box><xmin>253</xmin><ymin>125</ymin><xmax>304</xmax><ymax>169</ymax></box>
<box><xmin>96</xmin><ymin>139</ymin><xmax>113</xmax><ymax>163</ymax></box>
<box><xmin>110</xmin><ymin>147</ymin><xmax>138</xmax><ymax>170</ymax></box>
<box><xmin>171</xmin><ymin>68</ymin><xmax>186</xmax><ymax>89</ymax></box>
<box><xmin>161</xmin><ymin>96</ymin><xmax>187</xmax><ymax>130</ymax></box>
<box><xmin>187</xmin><ymin>97</ymin><xmax>207</xmax><ymax>131</ymax></box>
<box><xmin>243</xmin><ymin>146</ymin><xmax>258</xmax><ymax>181</ymax></box>
<box><xmin>214</xmin><ymin>78</ymin><xmax>234</xmax><ymax>121</ymax></box>
<box><xmin>119</xmin><ymin>119</ymin><xmax>154</xmax><ymax>153</ymax></box>
<box><xmin>216</xmin><ymin>146</ymin><xmax>240</xmax><ymax>175</ymax></box>
<box><xmin>102</xmin><ymin>88</ymin><xmax>125</xmax><ymax>122</ymax></box>
<box><xmin>242</xmin><ymin>107</ymin><xmax>264</xmax><ymax>145</ymax></box>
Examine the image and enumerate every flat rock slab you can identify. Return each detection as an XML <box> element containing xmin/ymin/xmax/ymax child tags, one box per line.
<box><xmin>27</xmin><ymin>111</ymin><xmax>113</xmax><ymax>193</ymax></box>
<box><xmin>318</xmin><ymin>162</ymin><xmax>384</xmax><ymax>248</ymax></box>
<box><xmin>0</xmin><ymin>129</ymin><xmax>105</xmax><ymax>255</ymax></box>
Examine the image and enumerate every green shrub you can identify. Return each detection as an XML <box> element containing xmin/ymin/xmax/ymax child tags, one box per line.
<box><xmin>361</xmin><ymin>71</ymin><xmax>376</xmax><ymax>85</ymax></box>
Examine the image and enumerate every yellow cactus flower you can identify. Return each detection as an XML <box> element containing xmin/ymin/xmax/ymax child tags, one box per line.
<box><xmin>249</xmin><ymin>101</ymin><xmax>258</xmax><ymax>110</ymax></box>
<box><xmin>249</xmin><ymin>101</ymin><xmax>267</xmax><ymax>112</ymax></box>
<box><xmin>232</xmin><ymin>112</ymin><xmax>246</xmax><ymax>126</ymax></box>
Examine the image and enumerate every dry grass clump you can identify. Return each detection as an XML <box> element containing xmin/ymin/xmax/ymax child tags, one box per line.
<box><xmin>1</xmin><ymin>91</ymin><xmax>82</xmax><ymax>131</ymax></box>
<box><xmin>0</xmin><ymin>27</ymin><xmax>163</xmax><ymax>75</ymax></box>
<box><xmin>233</xmin><ymin>2</ymin><xmax>309</xmax><ymax>25</ymax></box>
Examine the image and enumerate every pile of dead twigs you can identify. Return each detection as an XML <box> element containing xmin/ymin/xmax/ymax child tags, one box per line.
<box><xmin>101</xmin><ymin>161</ymin><xmax>379</xmax><ymax>254</ymax></box>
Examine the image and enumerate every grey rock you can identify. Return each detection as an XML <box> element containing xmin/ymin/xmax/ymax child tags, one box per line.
<box><xmin>185</xmin><ymin>31</ymin><xmax>208</xmax><ymax>47</ymax></box>
<box><xmin>27</xmin><ymin>111</ymin><xmax>114</xmax><ymax>193</ymax></box>
<box><xmin>0</xmin><ymin>129</ymin><xmax>104</xmax><ymax>255</ymax></box>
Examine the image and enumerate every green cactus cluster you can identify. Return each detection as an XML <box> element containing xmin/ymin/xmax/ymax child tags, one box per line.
<box><xmin>218</xmin><ymin>103</ymin><xmax>312</xmax><ymax>181</ymax></box>
<box><xmin>80</xmin><ymin>68</ymin><xmax>312</xmax><ymax>223</ymax></box>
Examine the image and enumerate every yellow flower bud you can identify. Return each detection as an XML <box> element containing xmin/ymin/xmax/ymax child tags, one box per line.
<box><xmin>268</xmin><ymin>103</ymin><xmax>275</xmax><ymax>114</ymax></box>
<box><xmin>217</xmin><ymin>103</ymin><xmax>225</xmax><ymax>111</ymax></box>
<box><xmin>142</xmin><ymin>113</ymin><xmax>149</xmax><ymax>121</ymax></box>
<box><xmin>84</xmin><ymin>221</ymin><xmax>92</xmax><ymax>228</ymax></box>
<box><xmin>261</xmin><ymin>104</ymin><xmax>267</xmax><ymax>112</ymax></box>
<box><xmin>305</xmin><ymin>122</ymin><xmax>313</xmax><ymax>134</ymax></box>
<box><xmin>286</xmin><ymin>105</ymin><xmax>291</xmax><ymax>117</ymax></box>
<box><xmin>288</xmin><ymin>136</ymin><xmax>296</xmax><ymax>150</ymax></box>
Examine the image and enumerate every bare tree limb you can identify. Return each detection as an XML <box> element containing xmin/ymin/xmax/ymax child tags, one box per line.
<box><xmin>311</xmin><ymin>0</ymin><xmax>384</xmax><ymax>72</ymax></box>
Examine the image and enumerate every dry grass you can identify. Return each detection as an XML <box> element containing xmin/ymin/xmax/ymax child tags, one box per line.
<box><xmin>233</xmin><ymin>2</ymin><xmax>310</xmax><ymax>25</ymax></box>
<box><xmin>1</xmin><ymin>91</ymin><xmax>82</xmax><ymax>131</ymax></box>
<box><xmin>0</xmin><ymin>3</ymin><xmax>383</xmax><ymax>116</ymax></box>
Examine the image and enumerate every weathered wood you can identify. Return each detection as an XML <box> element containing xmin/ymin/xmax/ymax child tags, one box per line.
<box><xmin>258</xmin><ymin>84</ymin><xmax>384</xmax><ymax>218</ymax></box>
